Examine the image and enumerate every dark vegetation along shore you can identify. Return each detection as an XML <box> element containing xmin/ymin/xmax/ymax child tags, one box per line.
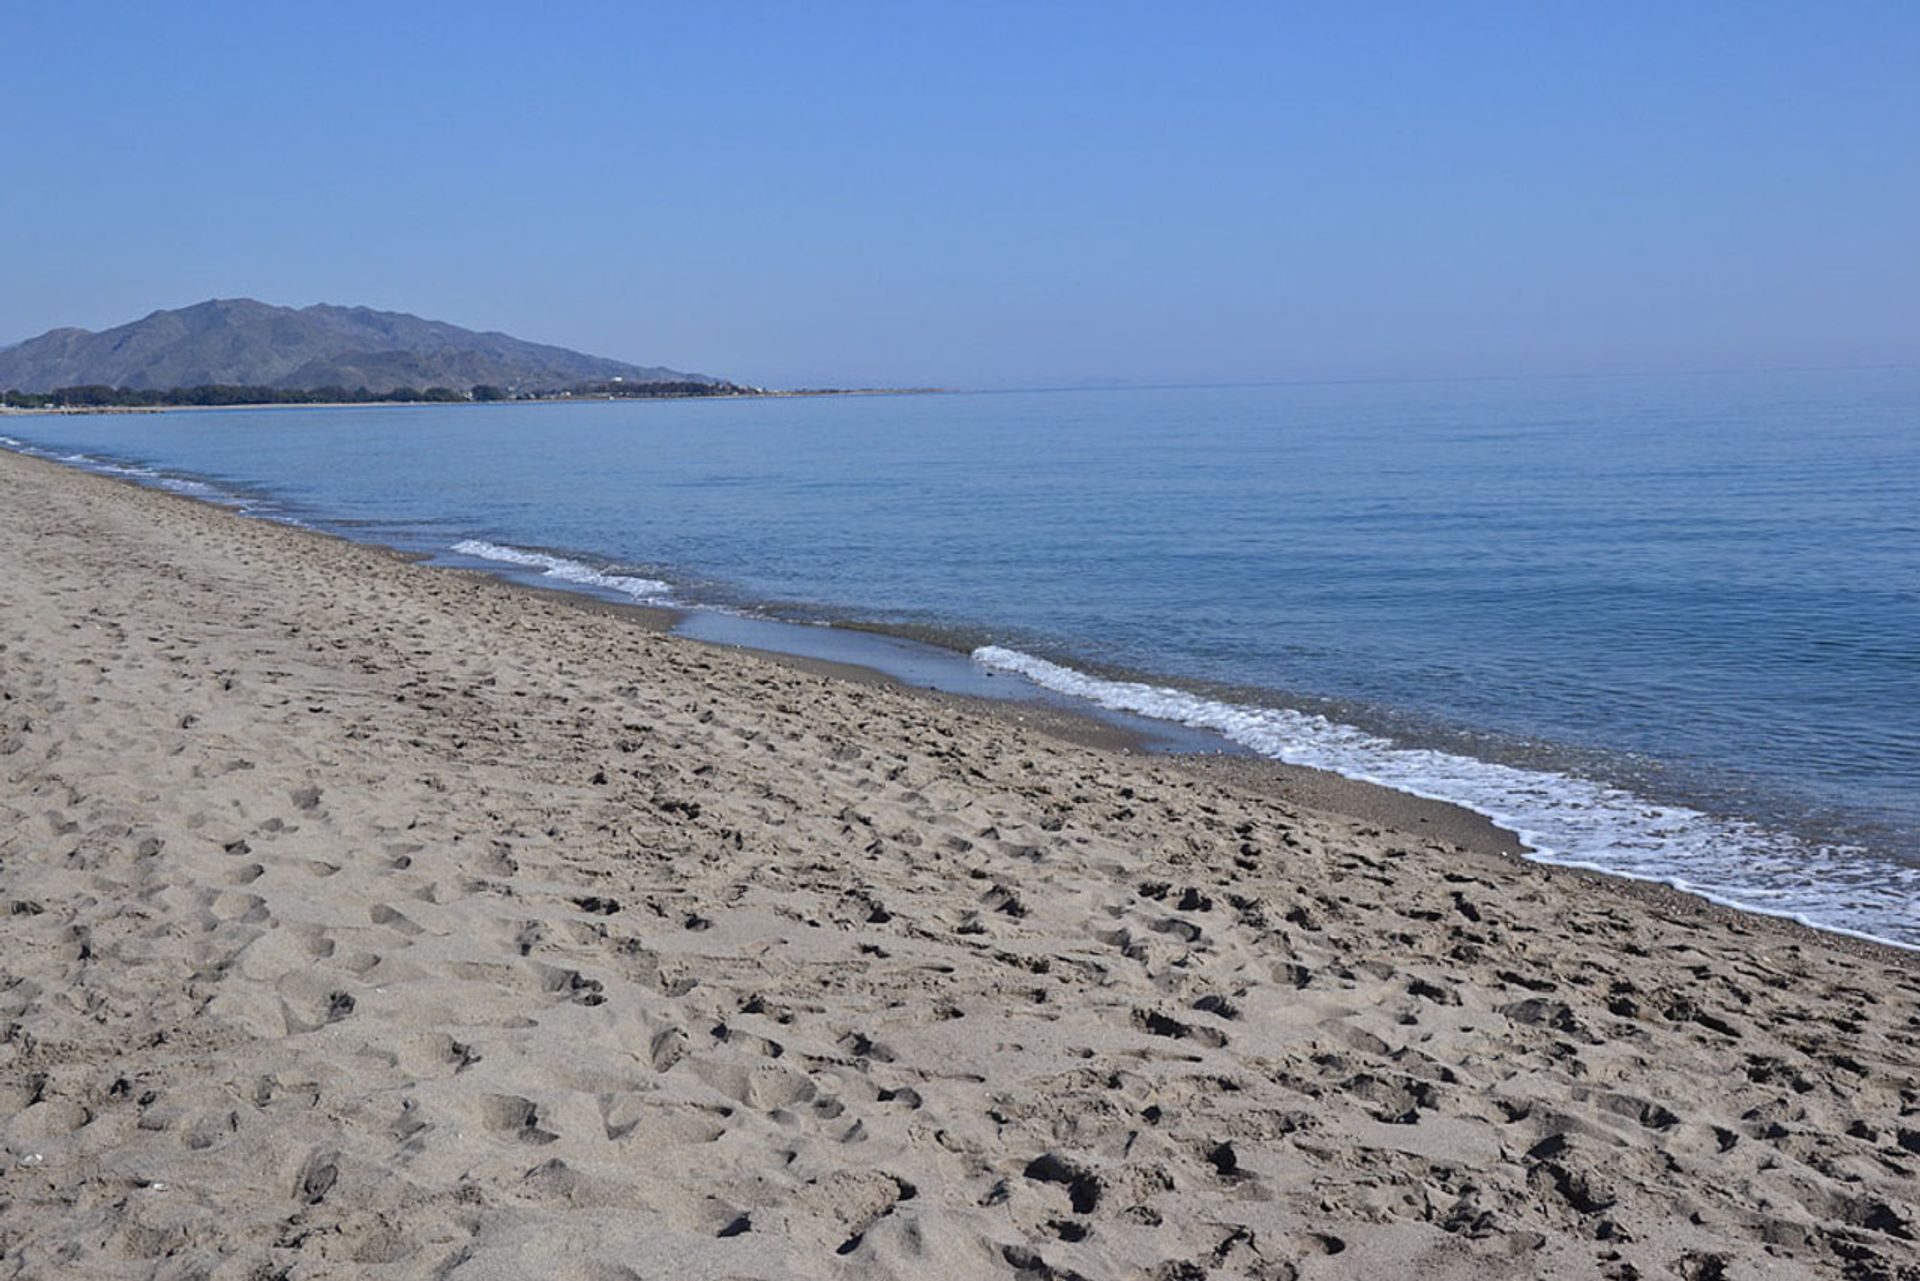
<box><xmin>2</xmin><ymin>444</ymin><xmax>1918</xmax><ymax>1280</ymax></box>
<box><xmin>0</xmin><ymin>380</ymin><xmax>754</xmax><ymax>410</ymax></box>
<box><xmin>0</xmin><ymin>382</ymin><xmax>934</xmax><ymax>412</ymax></box>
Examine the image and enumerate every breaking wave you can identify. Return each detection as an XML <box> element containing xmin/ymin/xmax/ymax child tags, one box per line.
<box><xmin>450</xmin><ymin>539</ymin><xmax>674</xmax><ymax>604</ymax></box>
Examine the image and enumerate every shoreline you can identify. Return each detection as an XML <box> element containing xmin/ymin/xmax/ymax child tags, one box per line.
<box><xmin>287</xmin><ymin>530</ymin><xmax>1920</xmax><ymax>955</ymax></box>
<box><xmin>4</xmin><ymin>444</ymin><xmax>1918</xmax><ymax>1278</ymax></box>
<box><xmin>513</xmin><ymin>577</ymin><xmax>1920</xmax><ymax>955</ymax></box>
<box><xmin>507</xmin><ymin>580</ymin><xmax>1920</xmax><ymax>964</ymax></box>
<box><xmin>2</xmin><ymin>436</ymin><xmax>1916</xmax><ymax>971</ymax></box>
<box><xmin>3</xmin><ymin>434</ymin><xmax>1912</xmax><ymax>958</ymax></box>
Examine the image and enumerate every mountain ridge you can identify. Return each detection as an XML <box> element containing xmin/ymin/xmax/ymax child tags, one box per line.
<box><xmin>0</xmin><ymin>299</ymin><xmax>724</xmax><ymax>394</ymax></box>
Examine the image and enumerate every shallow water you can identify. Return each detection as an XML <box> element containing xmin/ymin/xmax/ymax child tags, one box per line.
<box><xmin>6</xmin><ymin>369</ymin><xmax>1917</xmax><ymax>943</ymax></box>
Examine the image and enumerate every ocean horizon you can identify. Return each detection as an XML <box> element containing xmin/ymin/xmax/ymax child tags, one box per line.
<box><xmin>6</xmin><ymin>367</ymin><xmax>1917</xmax><ymax>947</ymax></box>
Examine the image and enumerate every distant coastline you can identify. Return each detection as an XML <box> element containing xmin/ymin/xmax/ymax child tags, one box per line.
<box><xmin>0</xmin><ymin>384</ymin><xmax>944</xmax><ymax>415</ymax></box>
<box><xmin>0</xmin><ymin>297</ymin><xmax>947</xmax><ymax>413</ymax></box>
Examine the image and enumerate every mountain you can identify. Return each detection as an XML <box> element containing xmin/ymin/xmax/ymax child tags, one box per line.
<box><xmin>0</xmin><ymin>299</ymin><xmax>721</xmax><ymax>394</ymax></box>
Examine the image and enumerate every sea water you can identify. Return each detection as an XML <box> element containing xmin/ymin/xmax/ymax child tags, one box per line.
<box><xmin>5</xmin><ymin>370</ymin><xmax>1916</xmax><ymax>944</ymax></box>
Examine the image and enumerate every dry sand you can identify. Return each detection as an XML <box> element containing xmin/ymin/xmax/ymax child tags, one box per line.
<box><xmin>1</xmin><ymin>446</ymin><xmax>1916</xmax><ymax>1280</ymax></box>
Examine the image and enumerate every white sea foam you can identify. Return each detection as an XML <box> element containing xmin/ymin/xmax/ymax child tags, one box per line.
<box><xmin>451</xmin><ymin>539</ymin><xmax>674</xmax><ymax>605</ymax></box>
<box><xmin>973</xmin><ymin>644</ymin><xmax>1920</xmax><ymax>949</ymax></box>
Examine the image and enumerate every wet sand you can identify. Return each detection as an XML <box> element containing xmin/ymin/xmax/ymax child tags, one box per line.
<box><xmin>2</xmin><ymin>446</ymin><xmax>1916</xmax><ymax>1279</ymax></box>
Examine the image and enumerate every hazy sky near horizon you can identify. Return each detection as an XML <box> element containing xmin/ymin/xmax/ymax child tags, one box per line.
<box><xmin>2</xmin><ymin>3</ymin><xmax>1915</xmax><ymax>389</ymax></box>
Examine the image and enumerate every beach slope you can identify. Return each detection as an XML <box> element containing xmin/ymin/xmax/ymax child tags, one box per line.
<box><xmin>1</xmin><ymin>448</ymin><xmax>1914</xmax><ymax>1279</ymax></box>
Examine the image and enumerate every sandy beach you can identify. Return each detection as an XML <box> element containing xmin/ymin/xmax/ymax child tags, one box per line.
<box><xmin>2</xmin><ymin>446</ymin><xmax>1915</xmax><ymax>1280</ymax></box>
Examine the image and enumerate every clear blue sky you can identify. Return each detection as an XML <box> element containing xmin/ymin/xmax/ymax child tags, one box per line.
<box><xmin>3</xmin><ymin>3</ymin><xmax>1915</xmax><ymax>388</ymax></box>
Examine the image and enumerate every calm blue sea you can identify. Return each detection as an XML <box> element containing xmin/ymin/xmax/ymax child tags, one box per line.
<box><xmin>6</xmin><ymin>371</ymin><xmax>1917</xmax><ymax>945</ymax></box>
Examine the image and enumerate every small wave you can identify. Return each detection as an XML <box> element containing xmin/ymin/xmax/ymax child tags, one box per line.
<box><xmin>11</xmin><ymin>440</ymin><xmax>250</xmax><ymax>505</ymax></box>
<box><xmin>1</xmin><ymin>435</ymin><xmax>293</xmax><ymax>519</ymax></box>
<box><xmin>451</xmin><ymin>539</ymin><xmax>674</xmax><ymax>605</ymax></box>
<box><xmin>973</xmin><ymin>644</ymin><xmax>1920</xmax><ymax>949</ymax></box>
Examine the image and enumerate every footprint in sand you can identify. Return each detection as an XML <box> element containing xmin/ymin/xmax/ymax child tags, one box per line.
<box><xmin>369</xmin><ymin>902</ymin><xmax>425</xmax><ymax>936</ymax></box>
<box><xmin>476</xmin><ymin>1094</ymin><xmax>559</xmax><ymax>1145</ymax></box>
